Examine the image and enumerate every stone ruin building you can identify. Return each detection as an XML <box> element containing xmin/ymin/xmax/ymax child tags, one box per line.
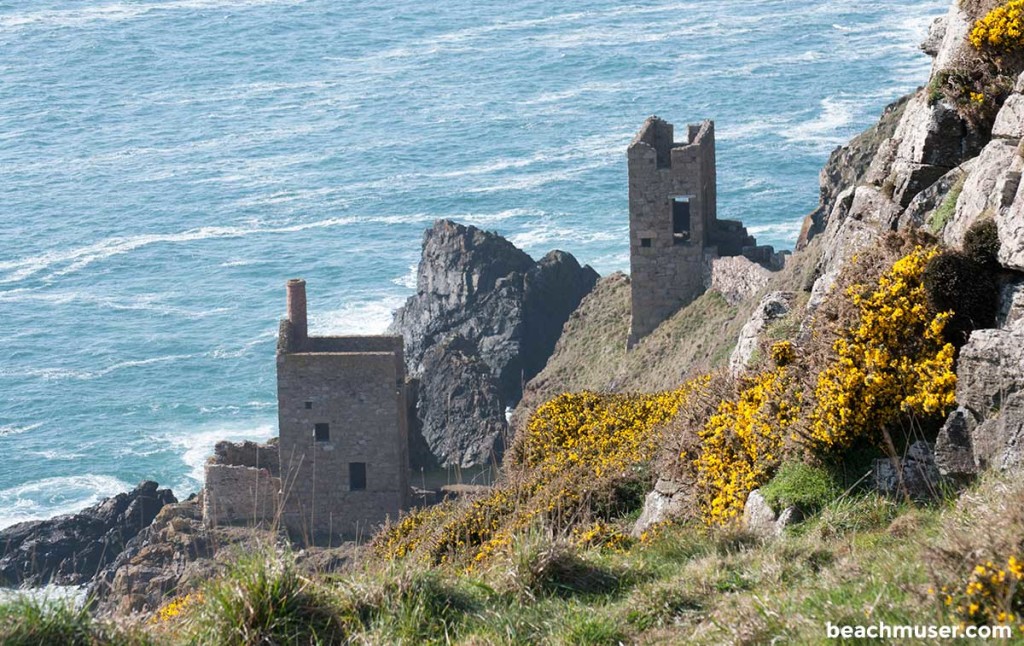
<box><xmin>204</xmin><ymin>279</ymin><xmax>411</xmax><ymax>541</ymax></box>
<box><xmin>627</xmin><ymin>117</ymin><xmax>780</xmax><ymax>348</ymax></box>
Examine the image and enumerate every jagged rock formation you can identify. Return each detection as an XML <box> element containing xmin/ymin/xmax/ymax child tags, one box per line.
<box><xmin>935</xmin><ymin>319</ymin><xmax>1024</xmax><ymax>478</ymax></box>
<box><xmin>729</xmin><ymin>291</ymin><xmax>796</xmax><ymax>376</ymax></box>
<box><xmin>389</xmin><ymin>219</ymin><xmax>598</xmax><ymax>468</ymax></box>
<box><xmin>0</xmin><ymin>481</ymin><xmax>175</xmax><ymax>587</ymax></box>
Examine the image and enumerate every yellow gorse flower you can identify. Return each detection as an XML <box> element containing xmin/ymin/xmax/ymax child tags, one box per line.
<box><xmin>808</xmin><ymin>247</ymin><xmax>956</xmax><ymax>450</ymax></box>
<box><xmin>970</xmin><ymin>0</ymin><xmax>1024</xmax><ymax>52</ymax></box>
<box><xmin>694</xmin><ymin>365</ymin><xmax>802</xmax><ymax>525</ymax></box>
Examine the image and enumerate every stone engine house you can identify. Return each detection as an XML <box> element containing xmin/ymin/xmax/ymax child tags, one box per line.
<box><xmin>627</xmin><ymin>116</ymin><xmax>777</xmax><ymax>348</ymax></box>
<box><xmin>204</xmin><ymin>279</ymin><xmax>411</xmax><ymax>541</ymax></box>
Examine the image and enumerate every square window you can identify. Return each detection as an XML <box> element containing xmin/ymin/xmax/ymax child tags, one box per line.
<box><xmin>314</xmin><ymin>423</ymin><xmax>330</xmax><ymax>442</ymax></box>
<box><xmin>349</xmin><ymin>462</ymin><xmax>366</xmax><ymax>491</ymax></box>
<box><xmin>304</xmin><ymin>401</ymin><xmax>313</xmax><ymax>410</ymax></box>
<box><xmin>640</xmin><ymin>238</ymin><xmax>652</xmax><ymax>248</ymax></box>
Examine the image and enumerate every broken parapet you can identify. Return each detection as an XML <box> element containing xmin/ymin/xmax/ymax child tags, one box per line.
<box><xmin>203</xmin><ymin>439</ymin><xmax>281</xmax><ymax>528</ymax></box>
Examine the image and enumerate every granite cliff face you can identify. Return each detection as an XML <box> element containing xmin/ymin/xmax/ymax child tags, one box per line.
<box><xmin>0</xmin><ymin>481</ymin><xmax>175</xmax><ymax>587</ymax></box>
<box><xmin>389</xmin><ymin>219</ymin><xmax>598</xmax><ymax>468</ymax></box>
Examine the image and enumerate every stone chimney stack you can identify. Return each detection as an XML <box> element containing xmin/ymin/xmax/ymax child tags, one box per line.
<box><xmin>286</xmin><ymin>279</ymin><xmax>308</xmax><ymax>342</ymax></box>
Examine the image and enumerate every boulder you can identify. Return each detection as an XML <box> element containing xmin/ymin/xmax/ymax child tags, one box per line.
<box><xmin>992</xmin><ymin>93</ymin><xmax>1024</xmax><ymax>140</ymax></box>
<box><xmin>920</xmin><ymin>15</ymin><xmax>947</xmax><ymax>58</ymax></box>
<box><xmin>888</xmin><ymin>95</ymin><xmax>978</xmax><ymax>208</ymax></box>
<box><xmin>900</xmin><ymin>163</ymin><xmax>970</xmax><ymax>231</ymax></box>
<box><xmin>741</xmin><ymin>490</ymin><xmax>800</xmax><ymax>539</ymax></box>
<box><xmin>999</xmin><ymin>173</ymin><xmax>1024</xmax><ymax>271</ymax></box>
<box><xmin>89</xmin><ymin>498</ymin><xmax>290</xmax><ymax>615</ymax></box>
<box><xmin>631</xmin><ymin>479</ymin><xmax>690</xmax><ymax>537</ymax></box>
<box><xmin>873</xmin><ymin>441</ymin><xmax>942</xmax><ymax>500</ymax></box>
<box><xmin>0</xmin><ymin>481</ymin><xmax>176</xmax><ymax>587</ymax></box>
<box><xmin>729</xmin><ymin>291</ymin><xmax>796</xmax><ymax>376</ymax></box>
<box><xmin>389</xmin><ymin>220</ymin><xmax>598</xmax><ymax>467</ymax></box>
<box><xmin>709</xmin><ymin>255</ymin><xmax>772</xmax><ymax>306</ymax></box>
<box><xmin>929</xmin><ymin>1</ymin><xmax>972</xmax><ymax>73</ymax></box>
<box><xmin>798</xmin><ymin>95</ymin><xmax>911</xmax><ymax>248</ymax></box>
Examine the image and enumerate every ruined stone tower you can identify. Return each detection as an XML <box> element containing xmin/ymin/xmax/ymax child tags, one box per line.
<box><xmin>627</xmin><ymin>117</ymin><xmax>718</xmax><ymax>347</ymax></box>
<box><xmin>276</xmin><ymin>279</ymin><xmax>411</xmax><ymax>540</ymax></box>
<box><xmin>627</xmin><ymin>117</ymin><xmax>770</xmax><ymax>348</ymax></box>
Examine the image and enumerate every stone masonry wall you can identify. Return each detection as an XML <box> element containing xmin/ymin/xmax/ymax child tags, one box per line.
<box><xmin>277</xmin><ymin>350</ymin><xmax>410</xmax><ymax>541</ymax></box>
<box><xmin>203</xmin><ymin>464</ymin><xmax>281</xmax><ymax>528</ymax></box>
<box><xmin>627</xmin><ymin>118</ymin><xmax>717</xmax><ymax>347</ymax></box>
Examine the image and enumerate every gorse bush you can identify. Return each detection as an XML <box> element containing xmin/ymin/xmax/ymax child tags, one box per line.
<box><xmin>942</xmin><ymin>556</ymin><xmax>1024</xmax><ymax>634</ymax></box>
<box><xmin>970</xmin><ymin>0</ymin><xmax>1024</xmax><ymax>53</ymax></box>
<box><xmin>963</xmin><ymin>217</ymin><xmax>1002</xmax><ymax>267</ymax></box>
<box><xmin>809</xmin><ymin>247</ymin><xmax>957</xmax><ymax>451</ymax></box>
<box><xmin>694</xmin><ymin>364</ymin><xmax>803</xmax><ymax>525</ymax></box>
<box><xmin>373</xmin><ymin>377</ymin><xmax>712</xmax><ymax>565</ymax></box>
<box><xmin>922</xmin><ymin>250</ymin><xmax>998</xmax><ymax>346</ymax></box>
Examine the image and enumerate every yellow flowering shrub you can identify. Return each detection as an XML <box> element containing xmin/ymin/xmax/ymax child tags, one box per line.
<box><xmin>939</xmin><ymin>556</ymin><xmax>1024</xmax><ymax>635</ymax></box>
<box><xmin>694</xmin><ymin>365</ymin><xmax>803</xmax><ymax>525</ymax></box>
<box><xmin>571</xmin><ymin>521</ymin><xmax>633</xmax><ymax>552</ymax></box>
<box><xmin>151</xmin><ymin>592</ymin><xmax>203</xmax><ymax>625</ymax></box>
<box><xmin>970</xmin><ymin>0</ymin><xmax>1024</xmax><ymax>53</ymax></box>
<box><xmin>809</xmin><ymin>247</ymin><xmax>957</xmax><ymax>451</ymax></box>
<box><xmin>373</xmin><ymin>376</ymin><xmax>711</xmax><ymax>565</ymax></box>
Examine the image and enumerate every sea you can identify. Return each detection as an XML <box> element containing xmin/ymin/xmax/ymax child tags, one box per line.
<box><xmin>0</xmin><ymin>0</ymin><xmax>949</xmax><ymax>529</ymax></box>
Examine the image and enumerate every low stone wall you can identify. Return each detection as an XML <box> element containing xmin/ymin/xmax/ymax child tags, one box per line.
<box><xmin>213</xmin><ymin>439</ymin><xmax>280</xmax><ymax>476</ymax></box>
<box><xmin>203</xmin><ymin>464</ymin><xmax>281</xmax><ymax>528</ymax></box>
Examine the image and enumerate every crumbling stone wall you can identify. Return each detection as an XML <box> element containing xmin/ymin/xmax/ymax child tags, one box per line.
<box><xmin>627</xmin><ymin>118</ymin><xmax>719</xmax><ymax>347</ymax></box>
<box><xmin>627</xmin><ymin>117</ymin><xmax>780</xmax><ymax>347</ymax></box>
<box><xmin>203</xmin><ymin>439</ymin><xmax>281</xmax><ymax>528</ymax></box>
<box><xmin>203</xmin><ymin>464</ymin><xmax>280</xmax><ymax>528</ymax></box>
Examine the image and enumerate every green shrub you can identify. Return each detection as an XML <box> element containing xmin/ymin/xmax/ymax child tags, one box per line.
<box><xmin>760</xmin><ymin>462</ymin><xmax>840</xmax><ymax>515</ymax></box>
<box><xmin>184</xmin><ymin>551</ymin><xmax>347</xmax><ymax>646</ymax></box>
<box><xmin>963</xmin><ymin>218</ymin><xmax>1001</xmax><ymax>267</ymax></box>
<box><xmin>922</xmin><ymin>250</ymin><xmax>998</xmax><ymax>346</ymax></box>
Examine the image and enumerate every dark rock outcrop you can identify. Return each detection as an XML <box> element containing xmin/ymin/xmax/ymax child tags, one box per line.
<box><xmin>0</xmin><ymin>481</ymin><xmax>176</xmax><ymax>587</ymax></box>
<box><xmin>389</xmin><ymin>220</ymin><xmax>598</xmax><ymax>468</ymax></box>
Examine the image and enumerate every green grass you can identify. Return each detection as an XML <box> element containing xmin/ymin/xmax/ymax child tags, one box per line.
<box><xmin>0</xmin><ymin>596</ymin><xmax>151</xmax><ymax>646</ymax></box>
<box><xmin>928</xmin><ymin>175</ymin><xmax>966</xmax><ymax>234</ymax></box>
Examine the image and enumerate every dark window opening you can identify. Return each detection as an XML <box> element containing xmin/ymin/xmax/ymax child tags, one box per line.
<box><xmin>672</xmin><ymin>198</ymin><xmax>691</xmax><ymax>244</ymax></box>
<box><xmin>314</xmin><ymin>423</ymin><xmax>330</xmax><ymax>442</ymax></box>
<box><xmin>304</xmin><ymin>401</ymin><xmax>313</xmax><ymax>410</ymax></box>
<box><xmin>640</xmin><ymin>237</ymin><xmax>652</xmax><ymax>248</ymax></box>
<box><xmin>349</xmin><ymin>462</ymin><xmax>367</xmax><ymax>491</ymax></box>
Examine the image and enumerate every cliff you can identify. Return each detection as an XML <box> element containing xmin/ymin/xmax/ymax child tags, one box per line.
<box><xmin>389</xmin><ymin>219</ymin><xmax>598</xmax><ymax>468</ymax></box>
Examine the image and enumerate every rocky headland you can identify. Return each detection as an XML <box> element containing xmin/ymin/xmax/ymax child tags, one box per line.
<box><xmin>5</xmin><ymin>1</ymin><xmax>1024</xmax><ymax>641</ymax></box>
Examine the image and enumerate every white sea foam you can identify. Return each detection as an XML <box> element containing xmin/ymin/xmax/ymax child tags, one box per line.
<box><xmin>0</xmin><ymin>585</ymin><xmax>89</xmax><ymax>608</ymax></box>
<box><xmin>309</xmin><ymin>295</ymin><xmax>408</xmax><ymax>336</ymax></box>
<box><xmin>0</xmin><ymin>354</ymin><xmax>195</xmax><ymax>382</ymax></box>
<box><xmin>0</xmin><ymin>217</ymin><xmax>365</xmax><ymax>284</ymax></box>
<box><xmin>0</xmin><ymin>423</ymin><xmax>42</xmax><ymax>438</ymax></box>
<box><xmin>164</xmin><ymin>422</ymin><xmax>276</xmax><ymax>491</ymax></box>
<box><xmin>392</xmin><ymin>264</ymin><xmax>418</xmax><ymax>290</ymax></box>
<box><xmin>0</xmin><ymin>0</ymin><xmax>301</xmax><ymax>30</ymax></box>
<box><xmin>784</xmin><ymin>96</ymin><xmax>857</xmax><ymax>149</ymax></box>
<box><xmin>0</xmin><ymin>475</ymin><xmax>132</xmax><ymax>530</ymax></box>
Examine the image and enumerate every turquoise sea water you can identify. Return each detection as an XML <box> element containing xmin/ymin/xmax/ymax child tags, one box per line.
<box><xmin>0</xmin><ymin>0</ymin><xmax>948</xmax><ymax>528</ymax></box>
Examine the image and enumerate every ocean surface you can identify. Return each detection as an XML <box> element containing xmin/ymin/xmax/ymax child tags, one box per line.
<box><xmin>0</xmin><ymin>0</ymin><xmax>948</xmax><ymax>529</ymax></box>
